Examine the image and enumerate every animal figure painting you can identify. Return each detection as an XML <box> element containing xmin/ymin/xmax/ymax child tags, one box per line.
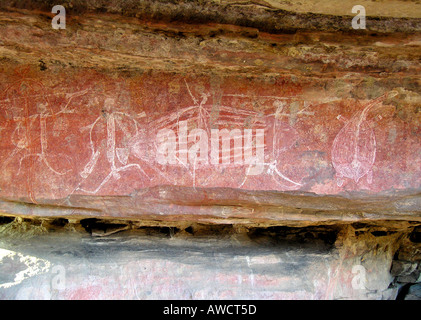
<box><xmin>0</xmin><ymin>69</ymin><xmax>413</xmax><ymax>201</ymax></box>
<box><xmin>331</xmin><ymin>91</ymin><xmax>398</xmax><ymax>187</ymax></box>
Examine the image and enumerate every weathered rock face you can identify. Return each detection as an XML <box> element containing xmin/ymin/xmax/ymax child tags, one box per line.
<box><xmin>0</xmin><ymin>5</ymin><xmax>419</xmax><ymax>222</ymax></box>
<box><xmin>0</xmin><ymin>219</ymin><xmax>419</xmax><ymax>300</ymax></box>
<box><xmin>0</xmin><ymin>0</ymin><xmax>419</xmax><ymax>300</ymax></box>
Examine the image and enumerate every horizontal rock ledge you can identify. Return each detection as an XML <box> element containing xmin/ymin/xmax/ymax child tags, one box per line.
<box><xmin>2</xmin><ymin>0</ymin><xmax>421</xmax><ymax>33</ymax></box>
<box><xmin>0</xmin><ymin>186</ymin><xmax>420</xmax><ymax>227</ymax></box>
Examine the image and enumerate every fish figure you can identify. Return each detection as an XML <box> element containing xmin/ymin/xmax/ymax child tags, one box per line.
<box><xmin>331</xmin><ymin>90</ymin><xmax>398</xmax><ymax>187</ymax></box>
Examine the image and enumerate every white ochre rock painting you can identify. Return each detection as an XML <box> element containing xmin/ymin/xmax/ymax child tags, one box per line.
<box><xmin>0</xmin><ymin>73</ymin><xmax>403</xmax><ymax>196</ymax></box>
<box><xmin>331</xmin><ymin>90</ymin><xmax>398</xmax><ymax>187</ymax></box>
